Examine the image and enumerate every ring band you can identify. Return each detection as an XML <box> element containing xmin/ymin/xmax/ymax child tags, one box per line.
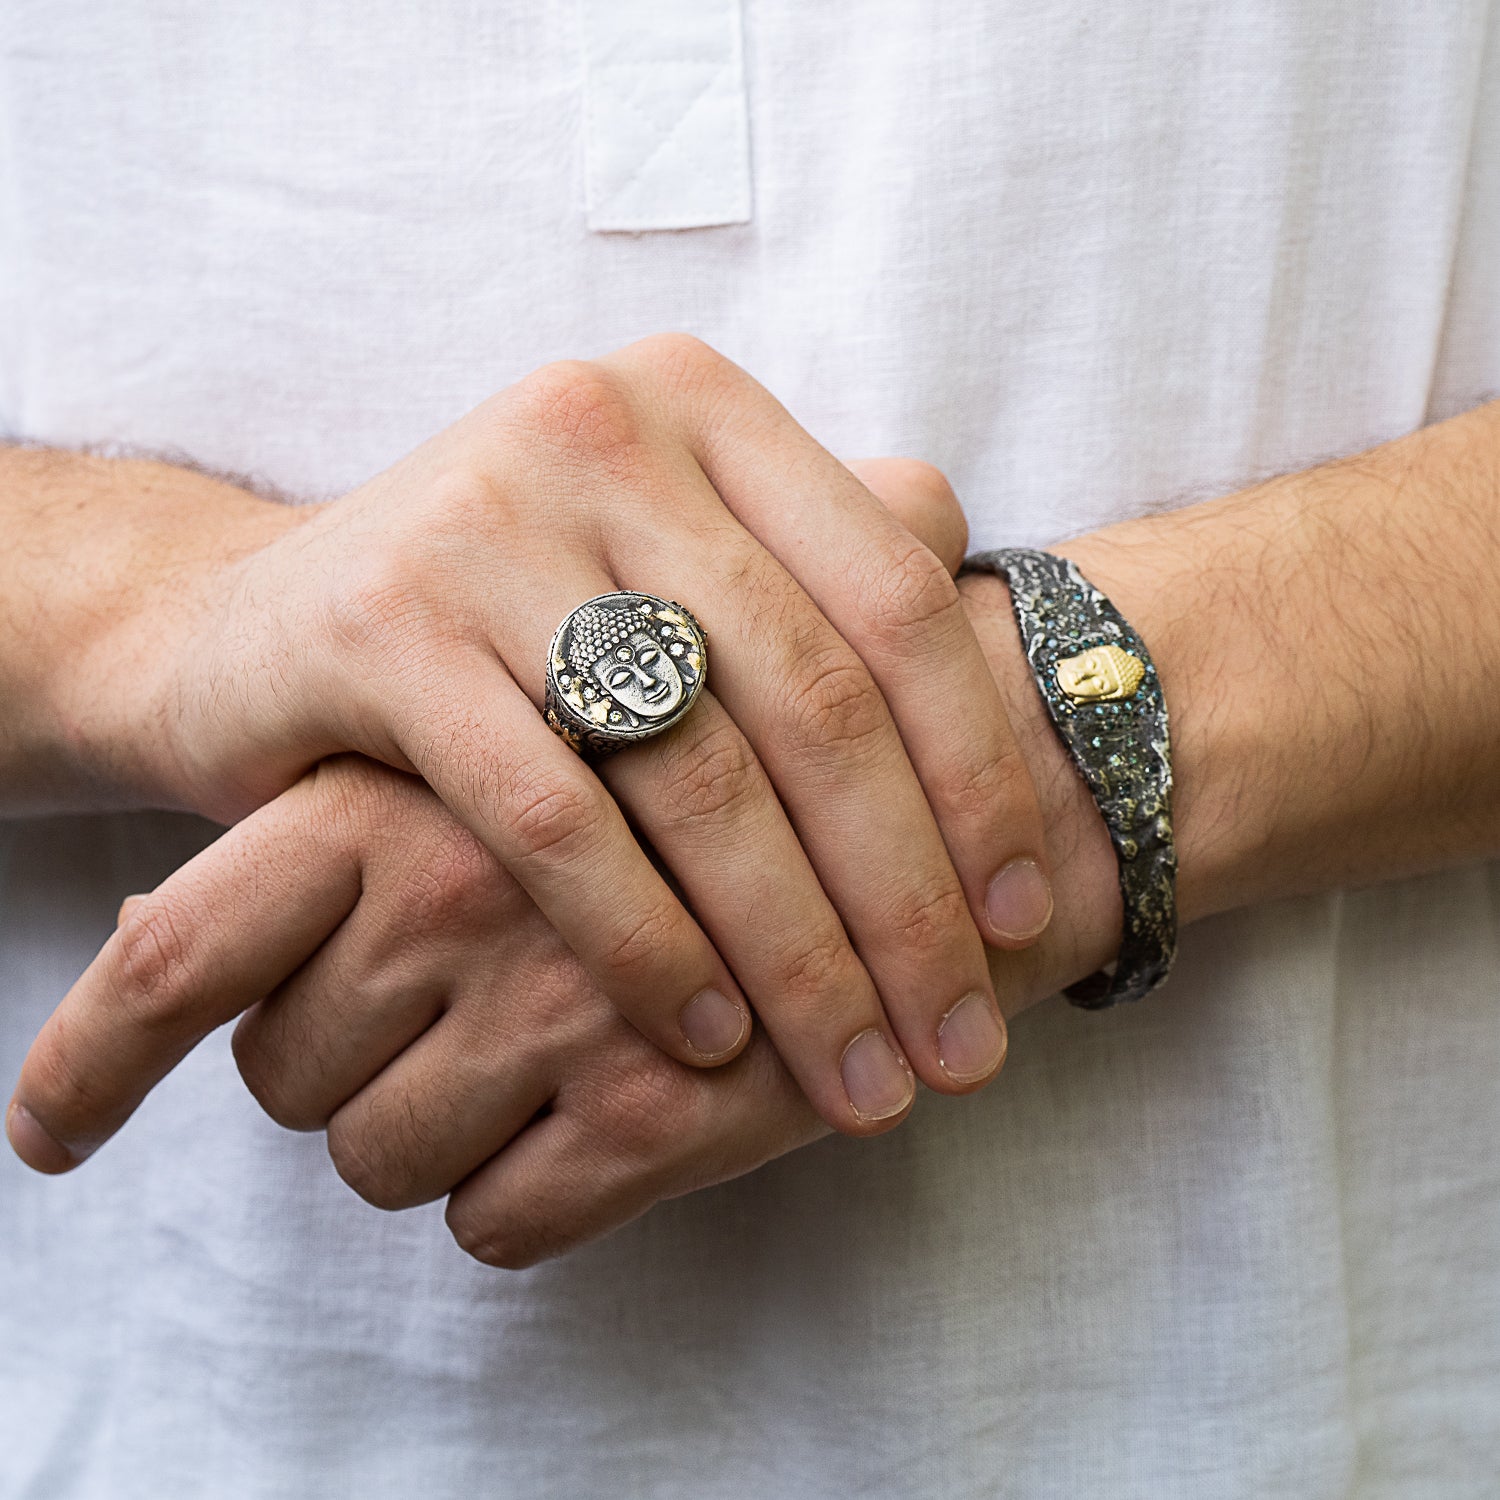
<box><xmin>544</xmin><ymin>591</ymin><xmax>709</xmax><ymax>760</ymax></box>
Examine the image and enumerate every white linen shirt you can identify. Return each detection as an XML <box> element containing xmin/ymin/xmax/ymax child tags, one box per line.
<box><xmin>2</xmin><ymin>2</ymin><xmax>1498</xmax><ymax>1496</ymax></box>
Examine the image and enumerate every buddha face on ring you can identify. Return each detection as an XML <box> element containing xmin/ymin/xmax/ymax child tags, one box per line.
<box><xmin>592</xmin><ymin>630</ymin><xmax>685</xmax><ymax>718</ymax></box>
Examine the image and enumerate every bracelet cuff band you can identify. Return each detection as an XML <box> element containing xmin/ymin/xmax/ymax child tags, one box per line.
<box><xmin>961</xmin><ymin>547</ymin><xmax>1177</xmax><ymax>1009</ymax></box>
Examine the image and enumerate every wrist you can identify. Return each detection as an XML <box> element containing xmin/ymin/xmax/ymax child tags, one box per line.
<box><xmin>42</xmin><ymin>456</ymin><xmax>315</xmax><ymax>813</ymax></box>
<box><xmin>957</xmin><ymin>572</ymin><xmax>1122</xmax><ymax>1014</ymax></box>
<box><xmin>1052</xmin><ymin>505</ymin><xmax>1292</xmax><ymax>926</ymax></box>
<box><xmin>964</xmin><ymin>401</ymin><xmax>1500</xmax><ymax>965</ymax></box>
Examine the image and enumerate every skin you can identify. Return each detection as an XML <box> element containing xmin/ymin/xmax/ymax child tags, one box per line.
<box><xmin>0</xmin><ymin>336</ymin><xmax>1061</xmax><ymax>1134</ymax></box>
<box><xmin>5</xmin><ymin>462</ymin><xmax>1097</xmax><ymax>1269</ymax></box>
<box><xmin>9</xmin><ymin>380</ymin><xmax>1500</xmax><ymax>1267</ymax></box>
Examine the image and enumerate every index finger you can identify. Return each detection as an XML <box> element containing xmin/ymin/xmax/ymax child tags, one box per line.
<box><xmin>5</xmin><ymin>772</ymin><xmax>364</xmax><ymax>1172</ymax></box>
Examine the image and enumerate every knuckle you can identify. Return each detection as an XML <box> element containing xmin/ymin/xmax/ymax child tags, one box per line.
<box><xmin>658</xmin><ymin>720</ymin><xmax>762</xmax><ymax>825</ymax></box>
<box><xmin>420</xmin><ymin>467</ymin><xmax>522</xmax><ymax>556</ymax></box>
<box><xmin>299</xmin><ymin>755</ymin><xmax>407</xmax><ymax>840</ymax></box>
<box><xmin>230</xmin><ymin>1019</ymin><xmax>330</xmax><ymax>1133</ymax></box>
<box><xmin>507</xmin><ymin>359</ymin><xmax>643</xmax><ymax>462</ymax></box>
<box><xmin>109</xmin><ymin>901</ymin><xmax>200</xmax><ymax>1036</ymax></box>
<box><xmin>405</xmin><ymin>824</ymin><xmax>498</xmax><ymax>935</ymax></box>
<box><xmin>885</xmin><ymin>878</ymin><xmax>973</xmax><ymax>956</ymax></box>
<box><xmin>324</xmin><ymin>1122</ymin><xmax>395</xmax><ymax>1209</ymax></box>
<box><xmin>597</xmin><ymin>899</ymin><xmax>685</xmax><ymax>991</ymax></box>
<box><xmin>480</xmin><ymin>958</ymin><xmax>595</xmax><ymax>1049</ymax></box>
<box><xmin>247</xmin><ymin>1078</ymin><xmax>329</xmax><ymax>1135</ymax></box>
<box><xmin>861</xmin><ymin>537</ymin><xmax>962</xmax><ymax>646</ymax></box>
<box><xmin>322</xmin><ymin>537</ymin><xmax>434</xmax><ymax>660</ymax></box>
<box><xmin>770</xmin><ymin>927</ymin><xmax>859</xmax><ymax>1009</ymax></box>
<box><xmin>616</xmin><ymin>333</ymin><xmax>746</xmax><ymax>427</ymax></box>
<box><xmin>626</xmin><ymin>331</ymin><xmax>727</xmax><ymax>388</ymax></box>
<box><xmin>445</xmin><ymin>1056</ymin><xmax>706</xmax><ymax>1270</ymax></box>
<box><xmin>446</xmin><ymin>1205</ymin><xmax>514</xmax><ymax>1269</ymax></box>
<box><xmin>891</xmin><ymin>458</ymin><xmax>961</xmax><ymax>517</ymax></box>
<box><xmin>229</xmin><ymin>1021</ymin><xmax>278</xmax><ymax>1116</ymax></box>
<box><xmin>941</xmin><ymin>744</ymin><xmax>1032</xmax><ymax>826</ymax></box>
<box><xmin>447</xmin><ymin>1199</ymin><xmax>565</xmax><ymax>1271</ymax></box>
<box><xmin>326</xmin><ymin>1103</ymin><xmax>429</xmax><ymax>1213</ymax></box>
<box><xmin>303</xmin><ymin>751</ymin><xmax>384</xmax><ymax>809</ymax></box>
<box><xmin>505</xmin><ymin>771</ymin><xmax>609</xmax><ymax>866</ymax></box>
<box><xmin>783</xmin><ymin>648</ymin><xmax>888</xmax><ymax>760</ymax></box>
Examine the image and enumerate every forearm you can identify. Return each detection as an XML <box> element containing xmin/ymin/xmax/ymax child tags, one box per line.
<box><xmin>1072</xmin><ymin>401</ymin><xmax>1500</xmax><ymax>918</ymax></box>
<box><xmin>966</xmin><ymin>399</ymin><xmax>1500</xmax><ymax>1003</ymax></box>
<box><xmin>0</xmin><ymin>446</ymin><xmax>302</xmax><ymax>813</ymax></box>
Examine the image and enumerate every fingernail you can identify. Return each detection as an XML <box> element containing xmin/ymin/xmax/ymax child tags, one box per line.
<box><xmin>5</xmin><ymin>1100</ymin><xmax>78</xmax><ymax>1174</ymax></box>
<box><xmin>937</xmin><ymin>992</ymin><xmax>1008</xmax><ymax>1085</ymax></box>
<box><xmin>840</xmin><ymin>1029</ymin><xmax>915</xmax><ymax>1122</ymax></box>
<box><xmin>985</xmin><ymin>857</ymin><xmax>1053</xmax><ymax>943</ymax></box>
<box><xmin>117</xmin><ymin>893</ymin><xmax>147</xmax><ymax>926</ymax></box>
<box><xmin>679</xmin><ymin>987</ymin><xmax>749</xmax><ymax>1060</ymax></box>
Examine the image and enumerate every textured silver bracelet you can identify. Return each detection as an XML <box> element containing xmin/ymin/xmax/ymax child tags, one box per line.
<box><xmin>961</xmin><ymin>547</ymin><xmax>1177</xmax><ymax>1008</ymax></box>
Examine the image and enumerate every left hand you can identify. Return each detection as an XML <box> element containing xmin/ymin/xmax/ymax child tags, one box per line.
<box><xmin>9</xmin><ymin>753</ymin><xmax>828</xmax><ymax>1265</ymax></box>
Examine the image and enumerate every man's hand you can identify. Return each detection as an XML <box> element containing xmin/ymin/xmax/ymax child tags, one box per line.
<box><xmin>6</xmin><ymin>755</ymin><xmax>823</xmax><ymax>1263</ymax></box>
<box><xmin>17</xmin><ymin>377</ymin><xmax>1497</xmax><ymax>1261</ymax></box>
<box><xmin>3</xmin><ymin>338</ymin><xmax>1056</xmax><ymax>1135</ymax></box>
<box><xmin>4</xmin><ymin>458</ymin><xmax>1107</xmax><ymax>1264</ymax></box>
<box><xmin>3</xmin><ymin>722</ymin><xmax>1106</xmax><ymax>1266</ymax></box>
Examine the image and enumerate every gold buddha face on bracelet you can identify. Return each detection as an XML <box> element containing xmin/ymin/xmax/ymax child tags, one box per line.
<box><xmin>1056</xmin><ymin>643</ymin><xmax>1146</xmax><ymax>702</ymax></box>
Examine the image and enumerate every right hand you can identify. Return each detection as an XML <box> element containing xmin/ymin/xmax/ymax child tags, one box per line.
<box><xmin>67</xmin><ymin>337</ymin><xmax>1052</xmax><ymax>1133</ymax></box>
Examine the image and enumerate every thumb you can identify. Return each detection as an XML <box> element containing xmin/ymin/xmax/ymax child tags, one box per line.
<box><xmin>843</xmin><ymin>457</ymin><xmax>969</xmax><ymax>575</ymax></box>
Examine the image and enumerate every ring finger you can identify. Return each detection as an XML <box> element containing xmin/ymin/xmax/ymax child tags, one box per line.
<box><xmin>603</xmin><ymin>692</ymin><xmax>917</xmax><ymax>1132</ymax></box>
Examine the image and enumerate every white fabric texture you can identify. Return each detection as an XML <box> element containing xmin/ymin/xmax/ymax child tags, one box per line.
<box><xmin>581</xmin><ymin>0</ymin><xmax>751</xmax><ymax>231</ymax></box>
<box><xmin>1</xmin><ymin>2</ymin><xmax>1498</xmax><ymax>1496</ymax></box>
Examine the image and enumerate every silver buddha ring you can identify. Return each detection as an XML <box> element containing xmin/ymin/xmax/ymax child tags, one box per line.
<box><xmin>544</xmin><ymin>591</ymin><xmax>709</xmax><ymax>760</ymax></box>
